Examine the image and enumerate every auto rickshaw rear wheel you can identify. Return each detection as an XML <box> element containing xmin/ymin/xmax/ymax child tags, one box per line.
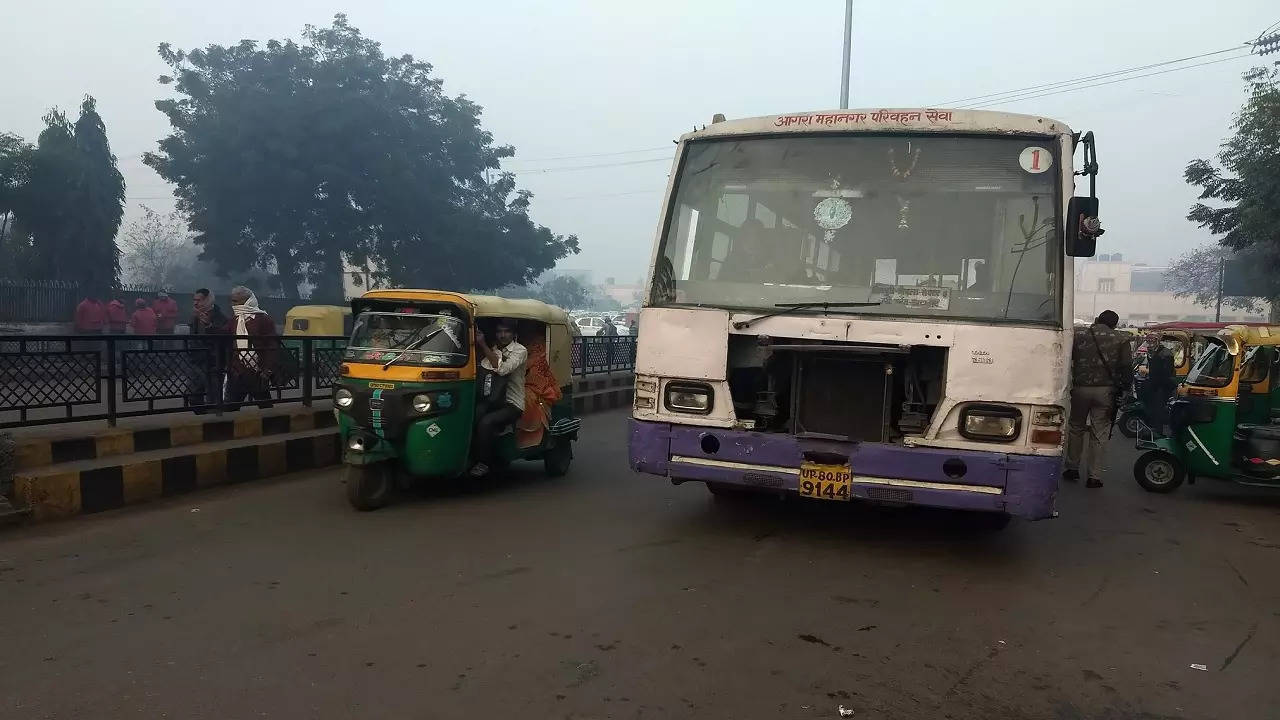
<box><xmin>1134</xmin><ymin>450</ymin><xmax>1185</xmax><ymax>493</ymax></box>
<box><xmin>544</xmin><ymin>439</ymin><xmax>573</xmax><ymax>477</ymax></box>
<box><xmin>346</xmin><ymin>462</ymin><xmax>396</xmax><ymax>511</ymax></box>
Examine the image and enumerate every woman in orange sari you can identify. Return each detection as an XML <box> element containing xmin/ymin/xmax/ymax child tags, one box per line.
<box><xmin>516</xmin><ymin>333</ymin><xmax>563</xmax><ymax>448</ymax></box>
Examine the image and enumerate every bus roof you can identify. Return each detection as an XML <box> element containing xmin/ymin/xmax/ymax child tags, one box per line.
<box><xmin>359</xmin><ymin>289</ymin><xmax>570</xmax><ymax>325</ymax></box>
<box><xmin>679</xmin><ymin>108</ymin><xmax>1074</xmax><ymax>143</ymax></box>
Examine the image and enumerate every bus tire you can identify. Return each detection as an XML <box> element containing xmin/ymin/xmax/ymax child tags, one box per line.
<box><xmin>346</xmin><ymin>463</ymin><xmax>395</xmax><ymax>511</ymax></box>
<box><xmin>544</xmin><ymin>440</ymin><xmax>573</xmax><ymax>477</ymax></box>
<box><xmin>1117</xmin><ymin>410</ymin><xmax>1145</xmax><ymax>439</ymax></box>
<box><xmin>1134</xmin><ymin>451</ymin><xmax>1185</xmax><ymax>493</ymax></box>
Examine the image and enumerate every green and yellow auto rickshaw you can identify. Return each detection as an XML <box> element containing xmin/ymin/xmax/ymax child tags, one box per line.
<box><xmin>1134</xmin><ymin>325</ymin><xmax>1280</xmax><ymax>493</ymax></box>
<box><xmin>335</xmin><ymin>290</ymin><xmax>580</xmax><ymax>510</ymax></box>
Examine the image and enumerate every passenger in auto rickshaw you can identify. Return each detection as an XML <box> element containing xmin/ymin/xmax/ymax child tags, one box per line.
<box><xmin>471</xmin><ymin>318</ymin><xmax>528</xmax><ymax>477</ymax></box>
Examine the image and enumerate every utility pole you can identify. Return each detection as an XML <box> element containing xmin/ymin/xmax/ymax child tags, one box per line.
<box><xmin>839</xmin><ymin>0</ymin><xmax>853</xmax><ymax>108</ymax></box>
<box><xmin>1215</xmin><ymin>257</ymin><xmax>1225</xmax><ymax>322</ymax></box>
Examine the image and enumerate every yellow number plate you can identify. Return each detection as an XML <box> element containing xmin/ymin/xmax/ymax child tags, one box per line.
<box><xmin>798</xmin><ymin>463</ymin><xmax>852</xmax><ymax>501</ymax></box>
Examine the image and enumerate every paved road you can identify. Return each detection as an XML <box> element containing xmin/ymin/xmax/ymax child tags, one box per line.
<box><xmin>2</xmin><ymin>410</ymin><xmax>1278</xmax><ymax>719</ymax></box>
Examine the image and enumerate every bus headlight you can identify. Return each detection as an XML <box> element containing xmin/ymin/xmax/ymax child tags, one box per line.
<box><xmin>335</xmin><ymin>388</ymin><xmax>354</xmax><ymax>408</ymax></box>
<box><xmin>959</xmin><ymin>404</ymin><xmax>1021</xmax><ymax>442</ymax></box>
<box><xmin>412</xmin><ymin>394</ymin><xmax>433</xmax><ymax>413</ymax></box>
<box><xmin>665</xmin><ymin>382</ymin><xmax>713</xmax><ymax>415</ymax></box>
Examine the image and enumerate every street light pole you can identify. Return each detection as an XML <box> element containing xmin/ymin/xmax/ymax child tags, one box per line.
<box><xmin>839</xmin><ymin>0</ymin><xmax>853</xmax><ymax>108</ymax></box>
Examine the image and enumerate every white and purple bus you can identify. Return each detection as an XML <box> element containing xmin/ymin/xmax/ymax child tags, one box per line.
<box><xmin>628</xmin><ymin>108</ymin><xmax>1102</xmax><ymax>526</ymax></box>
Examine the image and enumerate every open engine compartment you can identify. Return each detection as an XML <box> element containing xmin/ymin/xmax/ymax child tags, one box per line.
<box><xmin>726</xmin><ymin>335</ymin><xmax>947</xmax><ymax>443</ymax></box>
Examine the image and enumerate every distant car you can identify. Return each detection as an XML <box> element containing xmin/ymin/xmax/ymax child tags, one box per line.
<box><xmin>575</xmin><ymin>316</ymin><xmax>606</xmax><ymax>336</ymax></box>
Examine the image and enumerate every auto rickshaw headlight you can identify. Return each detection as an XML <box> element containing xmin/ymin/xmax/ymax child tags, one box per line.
<box><xmin>412</xmin><ymin>394</ymin><xmax>433</xmax><ymax>413</ymax></box>
<box><xmin>335</xmin><ymin>388</ymin><xmax>354</xmax><ymax>408</ymax></box>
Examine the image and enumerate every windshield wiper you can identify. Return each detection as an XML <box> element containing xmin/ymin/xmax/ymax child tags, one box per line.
<box><xmin>732</xmin><ymin>301</ymin><xmax>882</xmax><ymax>331</ymax></box>
<box><xmin>383</xmin><ymin>327</ymin><xmax>445</xmax><ymax>370</ymax></box>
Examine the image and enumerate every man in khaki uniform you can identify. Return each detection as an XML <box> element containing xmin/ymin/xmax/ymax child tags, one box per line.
<box><xmin>1065</xmin><ymin>310</ymin><xmax>1133</xmax><ymax>488</ymax></box>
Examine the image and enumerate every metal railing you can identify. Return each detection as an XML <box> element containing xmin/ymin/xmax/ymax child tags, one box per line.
<box><xmin>0</xmin><ymin>333</ymin><xmax>637</xmax><ymax>428</ymax></box>
<box><xmin>570</xmin><ymin>335</ymin><xmax>636</xmax><ymax>376</ymax></box>
<box><xmin>0</xmin><ymin>334</ymin><xmax>347</xmax><ymax>429</ymax></box>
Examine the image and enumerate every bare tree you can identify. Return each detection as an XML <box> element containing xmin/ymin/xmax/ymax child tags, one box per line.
<box><xmin>1164</xmin><ymin>244</ymin><xmax>1266</xmax><ymax>314</ymax></box>
<box><xmin>119</xmin><ymin>206</ymin><xmax>195</xmax><ymax>288</ymax></box>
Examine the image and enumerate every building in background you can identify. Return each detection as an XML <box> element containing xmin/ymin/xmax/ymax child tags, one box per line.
<box><xmin>1074</xmin><ymin>254</ymin><xmax>1268</xmax><ymax>326</ymax></box>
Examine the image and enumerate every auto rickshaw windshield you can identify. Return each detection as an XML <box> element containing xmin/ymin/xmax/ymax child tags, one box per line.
<box><xmin>345</xmin><ymin>312</ymin><xmax>468</xmax><ymax>366</ymax></box>
<box><xmin>1186</xmin><ymin>341</ymin><xmax>1234</xmax><ymax>388</ymax></box>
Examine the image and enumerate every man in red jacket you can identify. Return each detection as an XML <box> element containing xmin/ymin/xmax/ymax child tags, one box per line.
<box><xmin>152</xmin><ymin>292</ymin><xmax>179</xmax><ymax>334</ymax></box>
<box><xmin>129</xmin><ymin>299</ymin><xmax>158</xmax><ymax>335</ymax></box>
<box><xmin>106</xmin><ymin>298</ymin><xmax>128</xmax><ymax>334</ymax></box>
<box><xmin>73</xmin><ymin>296</ymin><xmax>106</xmax><ymax>333</ymax></box>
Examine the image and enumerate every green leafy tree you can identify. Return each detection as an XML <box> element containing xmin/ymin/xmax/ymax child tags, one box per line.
<box><xmin>0</xmin><ymin>133</ymin><xmax>35</xmax><ymax>270</ymax></box>
<box><xmin>145</xmin><ymin>14</ymin><xmax>578</xmax><ymax>299</ymax></box>
<box><xmin>1185</xmin><ymin>67</ymin><xmax>1280</xmax><ymax>316</ymax></box>
<box><xmin>535</xmin><ymin>275</ymin><xmax>589</xmax><ymax>309</ymax></box>
<box><xmin>2</xmin><ymin>98</ymin><xmax>125</xmax><ymax>292</ymax></box>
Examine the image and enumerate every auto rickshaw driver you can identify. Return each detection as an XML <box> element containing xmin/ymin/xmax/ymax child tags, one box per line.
<box><xmin>471</xmin><ymin>317</ymin><xmax>528</xmax><ymax>477</ymax></box>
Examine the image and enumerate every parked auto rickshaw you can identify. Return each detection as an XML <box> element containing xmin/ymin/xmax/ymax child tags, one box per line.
<box><xmin>284</xmin><ymin>305</ymin><xmax>353</xmax><ymax>337</ymax></box>
<box><xmin>1117</xmin><ymin>327</ymin><xmax>1197</xmax><ymax>437</ymax></box>
<box><xmin>335</xmin><ymin>290</ymin><xmax>580</xmax><ymax>510</ymax></box>
<box><xmin>1134</xmin><ymin>325</ymin><xmax>1280</xmax><ymax>493</ymax></box>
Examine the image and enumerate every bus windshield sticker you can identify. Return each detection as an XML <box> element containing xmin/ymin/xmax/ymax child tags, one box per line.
<box><xmin>1019</xmin><ymin>146</ymin><xmax>1052</xmax><ymax>174</ymax></box>
<box><xmin>880</xmin><ymin>285</ymin><xmax>951</xmax><ymax>311</ymax></box>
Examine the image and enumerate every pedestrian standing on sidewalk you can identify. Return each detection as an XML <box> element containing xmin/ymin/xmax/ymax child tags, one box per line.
<box><xmin>186</xmin><ymin>288</ymin><xmax>229</xmax><ymax>411</ymax></box>
<box><xmin>73</xmin><ymin>295</ymin><xmax>106</xmax><ymax>333</ymax></box>
<box><xmin>223</xmin><ymin>286</ymin><xmax>278</xmax><ymax>409</ymax></box>
<box><xmin>129</xmin><ymin>299</ymin><xmax>157</xmax><ymax>335</ymax></box>
<box><xmin>152</xmin><ymin>292</ymin><xmax>179</xmax><ymax>334</ymax></box>
<box><xmin>1065</xmin><ymin>310</ymin><xmax>1133</xmax><ymax>488</ymax></box>
<box><xmin>106</xmin><ymin>297</ymin><xmax>127</xmax><ymax>334</ymax></box>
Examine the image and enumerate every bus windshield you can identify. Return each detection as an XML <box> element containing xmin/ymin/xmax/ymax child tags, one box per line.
<box><xmin>652</xmin><ymin>135</ymin><xmax>1061</xmax><ymax>323</ymax></box>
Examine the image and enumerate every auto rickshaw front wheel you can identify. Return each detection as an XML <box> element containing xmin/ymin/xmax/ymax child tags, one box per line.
<box><xmin>1117</xmin><ymin>410</ymin><xmax>1146</xmax><ymax>439</ymax></box>
<box><xmin>345</xmin><ymin>462</ymin><xmax>396</xmax><ymax>511</ymax></box>
<box><xmin>1134</xmin><ymin>450</ymin><xmax>1185</xmax><ymax>494</ymax></box>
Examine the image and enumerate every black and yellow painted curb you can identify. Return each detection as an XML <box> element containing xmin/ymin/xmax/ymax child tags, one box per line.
<box><xmin>572</xmin><ymin>373</ymin><xmax>634</xmax><ymax>415</ymax></box>
<box><xmin>14</xmin><ymin>431</ymin><xmax>339</xmax><ymax>522</ymax></box>
<box><xmin>14</xmin><ymin>409</ymin><xmax>336</xmax><ymax>472</ymax></box>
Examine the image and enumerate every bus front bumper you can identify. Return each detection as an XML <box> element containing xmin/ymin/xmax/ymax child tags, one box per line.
<box><xmin>628</xmin><ymin>419</ymin><xmax>1058</xmax><ymax>520</ymax></box>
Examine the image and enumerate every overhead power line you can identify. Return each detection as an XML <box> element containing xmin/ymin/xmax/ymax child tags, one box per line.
<box><xmin>504</xmin><ymin>145</ymin><xmax>671</xmax><ymax>164</ymax></box>
<box><xmin>956</xmin><ymin>53</ymin><xmax>1253</xmax><ymax>109</ymax></box>
<box><xmin>510</xmin><ymin>157</ymin><xmax>672</xmax><ymax>175</ymax></box>
<box><xmin>939</xmin><ymin>44</ymin><xmax>1249</xmax><ymax>107</ymax></box>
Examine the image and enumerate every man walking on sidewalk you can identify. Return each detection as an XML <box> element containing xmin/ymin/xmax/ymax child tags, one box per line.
<box><xmin>1065</xmin><ymin>310</ymin><xmax>1133</xmax><ymax>488</ymax></box>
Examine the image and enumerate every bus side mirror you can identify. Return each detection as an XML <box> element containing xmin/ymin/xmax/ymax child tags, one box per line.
<box><xmin>1065</xmin><ymin>196</ymin><xmax>1103</xmax><ymax>257</ymax></box>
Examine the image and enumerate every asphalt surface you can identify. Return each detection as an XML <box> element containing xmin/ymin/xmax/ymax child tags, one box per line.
<box><xmin>2</xmin><ymin>410</ymin><xmax>1278</xmax><ymax>720</ymax></box>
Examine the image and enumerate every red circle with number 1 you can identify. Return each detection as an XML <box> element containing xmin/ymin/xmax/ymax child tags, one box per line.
<box><xmin>1019</xmin><ymin>146</ymin><xmax>1052</xmax><ymax>174</ymax></box>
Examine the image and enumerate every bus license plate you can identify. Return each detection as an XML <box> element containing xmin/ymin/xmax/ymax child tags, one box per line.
<box><xmin>798</xmin><ymin>463</ymin><xmax>852</xmax><ymax>501</ymax></box>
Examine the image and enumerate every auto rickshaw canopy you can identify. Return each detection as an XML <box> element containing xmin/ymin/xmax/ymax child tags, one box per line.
<box><xmin>284</xmin><ymin>305</ymin><xmax>353</xmax><ymax>336</ymax></box>
<box><xmin>354</xmin><ymin>289</ymin><xmax>575</xmax><ymax>385</ymax></box>
<box><xmin>1211</xmin><ymin>325</ymin><xmax>1280</xmax><ymax>356</ymax></box>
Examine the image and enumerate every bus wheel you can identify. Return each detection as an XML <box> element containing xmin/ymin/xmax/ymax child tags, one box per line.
<box><xmin>346</xmin><ymin>463</ymin><xmax>395</xmax><ymax>511</ymax></box>
<box><xmin>1134</xmin><ymin>451</ymin><xmax>1185</xmax><ymax>493</ymax></box>
<box><xmin>1117</xmin><ymin>411</ymin><xmax>1146</xmax><ymax>439</ymax></box>
<box><xmin>544</xmin><ymin>439</ymin><xmax>573</xmax><ymax>477</ymax></box>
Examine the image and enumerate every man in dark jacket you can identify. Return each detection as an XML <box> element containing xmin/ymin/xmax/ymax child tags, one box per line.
<box><xmin>1065</xmin><ymin>310</ymin><xmax>1133</xmax><ymax>488</ymax></box>
<box><xmin>186</xmin><ymin>288</ymin><xmax>229</xmax><ymax>411</ymax></box>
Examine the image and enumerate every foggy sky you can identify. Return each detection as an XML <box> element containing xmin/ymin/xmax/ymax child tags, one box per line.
<box><xmin>2</xmin><ymin>0</ymin><xmax>1275</xmax><ymax>286</ymax></box>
